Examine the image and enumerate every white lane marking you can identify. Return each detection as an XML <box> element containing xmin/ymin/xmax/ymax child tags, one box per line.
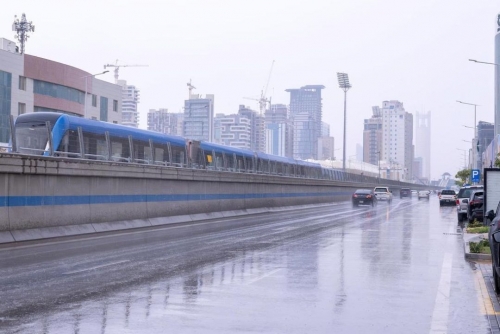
<box><xmin>246</xmin><ymin>268</ymin><xmax>282</xmax><ymax>285</ymax></box>
<box><xmin>63</xmin><ymin>260</ymin><xmax>130</xmax><ymax>275</ymax></box>
<box><xmin>429</xmin><ymin>252</ymin><xmax>453</xmax><ymax>333</ymax></box>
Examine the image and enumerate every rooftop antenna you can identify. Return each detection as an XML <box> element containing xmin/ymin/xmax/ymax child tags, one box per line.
<box><xmin>12</xmin><ymin>13</ymin><xmax>35</xmax><ymax>54</ymax></box>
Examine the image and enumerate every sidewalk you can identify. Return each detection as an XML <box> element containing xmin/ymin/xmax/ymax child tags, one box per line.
<box><xmin>464</xmin><ymin>230</ymin><xmax>500</xmax><ymax>332</ymax></box>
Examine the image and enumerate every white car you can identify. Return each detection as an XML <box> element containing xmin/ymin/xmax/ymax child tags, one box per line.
<box><xmin>374</xmin><ymin>187</ymin><xmax>393</xmax><ymax>203</ymax></box>
<box><xmin>418</xmin><ymin>190</ymin><xmax>430</xmax><ymax>200</ymax></box>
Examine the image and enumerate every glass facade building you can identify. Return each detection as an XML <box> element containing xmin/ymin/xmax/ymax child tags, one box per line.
<box><xmin>286</xmin><ymin>85</ymin><xmax>324</xmax><ymax>160</ymax></box>
<box><xmin>0</xmin><ymin>70</ymin><xmax>12</xmax><ymax>143</ymax></box>
<box><xmin>34</xmin><ymin>80</ymin><xmax>84</xmax><ymax>104</ymax></box>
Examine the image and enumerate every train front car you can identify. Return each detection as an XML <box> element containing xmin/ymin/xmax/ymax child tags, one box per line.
<box><xmin>14</xmin><ymin>112</ymin><xmax>64</xmax><ymax>155</ymax></box>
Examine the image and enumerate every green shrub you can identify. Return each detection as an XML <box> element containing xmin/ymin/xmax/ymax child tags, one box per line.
<box><xmin>466</xmin><ymin>226</ymin><xmax>489</xmax><ymax>234</ymax></box>
<box><xmin>468</xmin><ymin>220</ymin><xmax>484</xmax><ymax>228</ymax></box>
<box><xmin>469</xmin><ymin>240</ymin><xmax>490</xmax><ymax>254</ymax></box>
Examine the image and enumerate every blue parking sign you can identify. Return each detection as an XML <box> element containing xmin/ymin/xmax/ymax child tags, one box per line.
<box><xmin>471</xmin><ymin>169</ymin><xmax>480</xmax><ymax>183</ymax></box>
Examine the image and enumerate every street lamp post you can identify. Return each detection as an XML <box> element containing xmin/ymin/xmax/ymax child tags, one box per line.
<box><xmin>83</xmin><ymin>71</ymin><xmax>109</xmax><ymax>118</ymax></box>
<box><xmin>337</xmin><ymin>73</ymin><xmax>351</xmax><ymax>172</ymax></box>
<box><xmin>377</xmin><ymin>150</ymin><xmax>381</xmax><ymax>182</ymax></box>
<box><xmin>457</xmin><ymin>100</ymin><xmax>479</xmax><ymax>169</ymax></box>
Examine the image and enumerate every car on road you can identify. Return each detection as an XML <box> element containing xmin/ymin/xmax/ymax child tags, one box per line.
<box><xmin>352</xmin><ymin>189</ymin><xmax>377</xmax><ymax>207</ymax></box>
<box><xmin>439</xmin><ymin>189</ymin><xmax>456</xmax><ymax>206</ymax></box>
<box><xmin>486</xmin><ymin>201</ymin><xmax>500</xmax><ymax>293</ymax></box>
<box><xmin>456</xmin><ymin>185</ymin><xmax>484</xmax><ymax>222</ymax></box>
<box><xmin>400</xmin><ymin>188</ymin><xmax>412</xmax><ymax>199</ymax></box>
<box><xmin>374</xmin><ymin>186</ymin><xmax>392</xmax><ymax>203</ymax></box>
<box><xmin>418</xmin><ymin>190</ymin><xmax>430</xmax><ymax>200</ymax></box>
<box><xmin>466</xmin><ymin>190</ymin><xmax>484</xmax><ymax>223</ymax></box>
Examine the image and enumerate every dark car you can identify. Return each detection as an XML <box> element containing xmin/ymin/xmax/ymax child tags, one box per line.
<box><xmin>466</xmin><ymin>190</ymin><xmax>483</xmax><ymax>223</ymax></box>
<box><xmin>352</xmin><ymin>189</ymin><xmax>377</xmax><ymax>207</ymax></box>
<box><xmin>487</xmin><ymin>201</ymin><xmax>500</xmax><ymax>293</ymax></box>
<box><xmin>400</xmin><ymin>188</ymin><xmax>412</xmax><ymax>199</ymax></box>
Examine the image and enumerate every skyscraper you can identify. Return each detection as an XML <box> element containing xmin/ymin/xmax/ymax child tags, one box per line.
<box><xmin>286</xmin><ymin>85</ymin><xmax>325</xmax><ymax>160</ymax></box>
<box><xmin>379</xmin><ymin>100</ymin><xmax>413</xmax><ymax>181</ymax></box>
<box><xmin>415</xmin><ymin>111</ymin><xmax>431</xmax><ymax>180</ymax></box>
<box><xmin>147</xmin><ymin>108</ymin><xmax>184</xmax><ymax>136</ymax></box>
<box><xmin>363</xmin><ymin>106</ymin><xmax>382</xmax><ymax>166</ymax></box>
<box><xmin>118</xmin><ymin>80</ymin><xmax>140</xmax><ymax>128</ymax></box>
<box><xmin>265</xmin><ymin>104</ymin><xmax>293</xmax><ymax>157</ymax></box>
<box><xmin>238</xmin><ymin>105</ymin><xmax>265</xmax><ymax>152</ymax></box>
<box><xmin>183</xmin><ymin>94</ymin><xmax>214</xmax><ymax>142</ymax></box>
<box><xmin>214</xmin><ymin>113</ymin><xmax>252</xmax><ymax>149</ymax></box>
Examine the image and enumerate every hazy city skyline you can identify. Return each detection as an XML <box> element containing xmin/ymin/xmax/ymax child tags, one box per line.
<box><xmin>1</xmin><ymin>0</ymin><xmax>498</xmax><ymax>179</ymax></box>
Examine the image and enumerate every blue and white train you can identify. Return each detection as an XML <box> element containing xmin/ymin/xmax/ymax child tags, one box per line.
<box><xmin>11</xmin><ymin>112</ymin><xmax>374</xmax><ymax>183</ymax></box>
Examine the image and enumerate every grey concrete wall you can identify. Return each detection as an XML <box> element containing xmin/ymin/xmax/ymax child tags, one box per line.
<box><xmin>0</xmin><ymin>153</ymin><xmax>427</xmax><ymax>243</ymax></box>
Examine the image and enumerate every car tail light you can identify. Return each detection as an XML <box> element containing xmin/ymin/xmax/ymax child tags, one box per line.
<box><xmin>353</xmin><ymin>194</ymin><xmax>358</xmax><ymax>198</ymax></box>
<box><xmin>456</xmin><ymin>199</ymin><xmax>459</xmax><ymax>205</ymax></box>
<box><xmin>366</xmin><ymin>195</ymin><xmax>372</xmax><ymax>199</ymax></box>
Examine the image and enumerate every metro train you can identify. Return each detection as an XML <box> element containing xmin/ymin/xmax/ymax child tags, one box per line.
<box><xmin>11</xmin><ymin>112</ymin><xmax>378</xmax><ymax>183</ymax></box>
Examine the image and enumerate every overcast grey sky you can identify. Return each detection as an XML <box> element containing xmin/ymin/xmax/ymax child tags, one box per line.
<box><xmin>1</xmin><ymin>0</ymin><xmax>498</xmax><ymax>179</ymax></box>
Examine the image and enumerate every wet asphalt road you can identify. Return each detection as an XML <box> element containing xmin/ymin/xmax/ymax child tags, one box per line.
<box><xmin>0</xmin><ymin>196</ymin><xmax>491</xmax><ymax>333</ymax></box>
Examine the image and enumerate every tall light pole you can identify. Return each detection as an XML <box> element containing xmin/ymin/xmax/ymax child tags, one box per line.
<box><xmin>83</xmin><ymin>71</ymin><xmax>109</xmax><ymax>118</ymax></box>
<box><xmin>468</xmin><ymin>59</ymin><xmax>499</xmax><ymax>137</ymax></box>
<box><xmin>457</xmin><ymin>100</ymin><xmax>479</xmax><ymax>169</ymax></box>
<box><xmin>377</xmin><ymin>150</ymin><xmax>381</xmax><ymax>181</ymax></box>
<box><xmin>337</xmin><ymin>72</ymin><xmax>351</xmax><ymax>172</ymax></box>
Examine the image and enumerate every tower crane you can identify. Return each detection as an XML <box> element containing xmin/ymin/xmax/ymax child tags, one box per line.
<box><xmin>104</xmin><ymin>60</ymin><xmax>148</xmax><ymax>84</ymax></box>
<box><xmin>187</xmin><ymin>79</ymin><xmax>196</xmax><ymax>99</ymax></box>
<box><xmin>243</xmin><ymin>60</ymin><xmax>275</xmax><ymax>115</ymax></box>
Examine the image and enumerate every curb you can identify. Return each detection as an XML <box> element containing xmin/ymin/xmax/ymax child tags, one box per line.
<box><xmin>464</xmin><ymin>232</ymin><xmax>491</xmax><ymax>261</ymax></box>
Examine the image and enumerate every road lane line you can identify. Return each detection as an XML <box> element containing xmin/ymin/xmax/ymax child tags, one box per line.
<box><xmin>429</xmin><ymin>252</ymin><xmax>453</xmax><ymax>333</ymax></box>
<box><xmin>246</xmin><ymin>268</ymin><xmax>282</xmax><ymax>285</ymax></box>
<box><xmin>63</xmin><ymin>260</ymin><xmax>130</xmax><ymax>275</ymax></box>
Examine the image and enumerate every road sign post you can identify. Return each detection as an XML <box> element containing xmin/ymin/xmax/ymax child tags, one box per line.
<box><xmin>471</xmin><ymin>169</ymin><xmax>481</xmax><ymax>183</ymax></box>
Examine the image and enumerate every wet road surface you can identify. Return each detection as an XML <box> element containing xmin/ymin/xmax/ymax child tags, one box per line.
<box><xmin>0</xmin><ymin>196</ymin><xmax>492</xmax><ymax>333</ymax></box>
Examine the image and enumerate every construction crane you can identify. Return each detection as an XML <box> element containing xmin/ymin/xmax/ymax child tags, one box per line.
<box><xmin>187</xmin><ymin>79</ymin><xmax>196</xmax><ymax>99</ymax></box>
<box><xmin>243</xmin><ymin>60</ymin><xmax>275</xmax><ymax>115</ymax></box>
<box><xmin>104</xmin><ymin>60</ymin><xmax>148</xmax><ymax>84</ymax></box>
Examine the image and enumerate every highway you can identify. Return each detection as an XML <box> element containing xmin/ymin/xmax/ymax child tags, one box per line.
<box><xmin>0</xmin><ymin>196</ymin><xmax>491</xmax><ymax>333</ymax></box>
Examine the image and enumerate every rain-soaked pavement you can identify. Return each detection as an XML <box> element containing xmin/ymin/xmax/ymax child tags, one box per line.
<box><xmin>0</xmin><ymin>195</ymin><xmax>495</xmax><ymax>333</ymax></box>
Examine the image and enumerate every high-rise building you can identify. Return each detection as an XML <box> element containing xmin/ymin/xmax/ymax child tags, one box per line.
<box><xmin>363</xmin><ymin>106</ymin><xmax>382</xmax><ymax>165</ymax></box>
<box><xmin>183</xmin><ymin>94</ymin><xmax>214</xmax><ymax>142</ymax></box>
<box><xmin>147</xmin><ymin>108</ymin><xmax>184</xmax><ymax>136</ymax></box>
<box><xmin>321</xmin><ymin>122</ymin><xmax>330</xmax><ymax>137</ymax></box>
<box><xmin>317</xmin><ymin>136</ymin><xmax>335</xmax><ymax>160</ymax></box>
<box><xmin>379</xmin><ymin>100</ymin><xmax>413</xmax><ymax>181</ymax></box>
<box><xmin>214</xmin><ymin>113</ymin><xmax>252</xmax><ymax>149</ymax></box>
<box><xmin>238</xmin><ymin>105</ymin><xmax>265</xmax><ymax>152</ymax></box>
<box><xmin>118</xmin><ymin>80</ymin><xmax>140</xmax><ymax>128</ymax></box>
<box><xmin>356</xmin><ymin>144</ymin><xmax>363</xmax><ymax>161</ymax></box>
<box><xmin>286</xmin><ymin>85</ymin><xmax>324</xmax><ymax>160</ymax></box>
<box><xmin>415</xmin><ymin>111</ymin><xmax>431</xmax><ymax>180</ymax></box>
<box><xmin>265</xmin><ymin>104</ymin><xmax>293</xmax><ymax>157</ymax></box>
<box><xmin>478</xmin><ymin>121</ymin><xmax>494</xmax><ymax>167</ymax></box>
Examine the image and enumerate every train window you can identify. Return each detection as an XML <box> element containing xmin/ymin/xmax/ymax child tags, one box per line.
<box><xmin>133</xmin><ymin>140</ymin><xmax>151</xmax><ymax>164</ymax></box>
<box><xmin>83</xmin><ymin>132</ymin><xmax>107</xmax><ymax>160</ymax></box>
<box><xmin>154</xmin><ymin>147</ymin><xmax>165</xmax><ymax>164</ymax></box>
<box><xmin>110</xmin><ymin>138</ymin><xmax>131</xmax><ymax>162</ymax></box>
<box><xmin>225</xmin><ymin>154</ymin><xmax>235</xmax><ymax>171</ymax></box>
<box><xmin>171</xmin><ymin>145</ymin><xmax>186</xmax><ymax>167</ymax></box>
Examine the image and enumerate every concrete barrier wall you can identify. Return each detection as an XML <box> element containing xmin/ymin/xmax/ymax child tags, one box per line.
<box><xmin>0</xmin><ymin>154</ymin><xmax>419</xmax><ymax>243</ymax></box>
